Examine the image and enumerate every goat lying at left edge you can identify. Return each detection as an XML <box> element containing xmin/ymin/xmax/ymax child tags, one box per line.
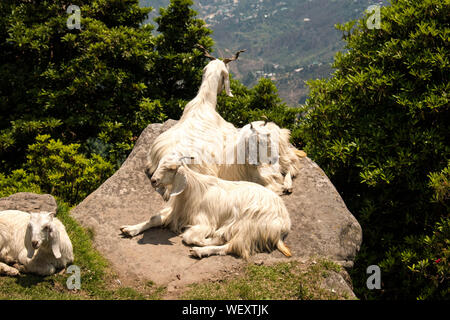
<box><xmin>0</xmin><ymin>210</ymin><xmax>74</xmax><ymax>276</ymax></box>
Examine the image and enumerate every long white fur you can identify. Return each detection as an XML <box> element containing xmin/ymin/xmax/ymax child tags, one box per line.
<box><xmin>0</xmin><ymin>210</ymin><xmax>73</xmax><ymax>276</ymax></box>
<box><xmin>147</xmin><ymin>60</ymin><xmax>235</xmax><ymax>178</ymax></box>
<box><xmin>227</xmin><ymin>120</ymin><xmax>303</xmax><ymax>193</ymax></box>
<box><xmin>121</xmin><ymin>155</ymin><xmax>292</xmax><ymax>259</ymax></box>
<box><xmin>145</xmin><ymin>59</ymin><xmax>302</xmax><ymax>196</ymax></box>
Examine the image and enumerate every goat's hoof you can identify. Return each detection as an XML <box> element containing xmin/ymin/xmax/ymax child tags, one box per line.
<box><xmin>119</xmin><ymin>226</ymin><xmax>137</xmax><ymax>238</ymax></box>
<box><xmin>189</xmin><ymin>248</ymin><xmax>203</xmax><ymax>259</ymax></box>
<box><xmin>189</xmin><ymin>248</ymin><xmax>197</xmax><ymax>257</ymax></box>
<box><xmin>12</xmin><ymin>264</ymin><xmax>25</xmax><ymax>274</ymax></box>
<box><xmin>5</xmin><ymin>267</ymin><xmax>20</xmax><ymax>276</ymax></box>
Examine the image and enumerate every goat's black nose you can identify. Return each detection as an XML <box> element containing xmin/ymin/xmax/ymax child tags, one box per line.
<box><xmin>31</xmin><ymin>240</ymin><xmax>39</xmax><ymax>248</ymax></box>
<box><xmin>144</xmin><ymin>167</ymin><xmax>153</xmax><ymax>179</ymax></box>
<box><xmin>150</xmin><ymin>178</ymin><xmax>158</xmax><ymax>186</ymax></box>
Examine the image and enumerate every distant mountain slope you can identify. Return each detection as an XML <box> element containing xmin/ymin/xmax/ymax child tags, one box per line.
<box><xmin>140</xmin><ymin>0</ymin><xmax>386</xmax><ymax>105</ymax></box>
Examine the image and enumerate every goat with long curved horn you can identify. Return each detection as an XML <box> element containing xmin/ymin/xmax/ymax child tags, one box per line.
<box><xmin>223</xmin><ymin>49</ymin><xmax>246</xmax><ymax>64</ymax></box>
<box><xmin>195</xmin><ymin>44</ymin><xmax>216</xmax><ymax>61</ymax></box>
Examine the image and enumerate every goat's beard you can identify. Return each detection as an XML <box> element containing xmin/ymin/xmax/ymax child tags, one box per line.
<box><xmin>155</xmin><ymin>185</ymin><xmax>171</xmax><ymax>201</ymax></box>
<box><xmin>162</xmin><ymin>189</ymin><xmax>170</xmax><ymax>201</ymax></box>
<box><xmin>156</xmin><ymin>186</ymin><xmax>165</xmax><ymax>197</ymax></box>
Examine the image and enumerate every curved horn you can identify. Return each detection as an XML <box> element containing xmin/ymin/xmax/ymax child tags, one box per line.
<box><xmin>223</xmin><ymin>49</ymin><xmax>246</xmax><ymax>64</ymax></box>
<box><xmin>195</xmin><ymin>44</ymin><xmax>216</xmax><ymax>61</ymax></box>
<box><xmin>178</xmin><ymin>156</ymin><xmax>195</xmax><ymax>164</ymax></box>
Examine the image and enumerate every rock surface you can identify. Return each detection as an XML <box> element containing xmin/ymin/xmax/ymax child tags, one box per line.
<box><xmin>71</xmin><ymin>119</ymin><xmax>363</xmax><ymax>297</ymax></box>
<box><xmin>0</xmin><ymin>192</ymin><xmax>58</xmax><ymax>214</ymax></box>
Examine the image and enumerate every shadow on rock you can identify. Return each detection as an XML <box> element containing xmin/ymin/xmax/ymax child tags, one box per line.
<box><xmin>138</xmin><ymin>228</ymin><xmax>177</xmax><ymax>246</ymax></box>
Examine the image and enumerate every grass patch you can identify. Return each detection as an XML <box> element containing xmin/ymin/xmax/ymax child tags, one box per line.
<box><xmin>183</xmin><ymin>259</ymin><xmax>352</xmax><ymax>300</ymax></box>
<box><xmin>0</xmin><ymin>200</ymin><xmax>165</xmax><ymax>300</ymax></box>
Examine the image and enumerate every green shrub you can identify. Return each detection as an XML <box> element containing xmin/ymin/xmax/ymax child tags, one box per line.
<box><xmin>217</xmin><ymin>78</ymin><xmax>303</xmax><ymax>145</ymax></box>
<box><xmin>0</xmin><ymin>134</ymin><xmax>116</xmax><ymax>206</ymax></box>
<box><xmin>0</xmin><ymin>169</ymin><xmax>41</xmax><ymax>198</ymax></box>
<box><xmin>381</xmin><ymin>217</ymin><xmax>449</xmax><ymax>300</ymax></box>
<box><xmin>22</xmin><ymin>135</ymin><xmax>115</xmax><ymax>205</ymax></box>
<box><xmin>298</xmin><ymin>0</ymin><xmax>449</xmax><ymax>299</ymax></box>
<box><xmin>0</xmin><ymin>0</ymin><xmax>213</xmax><ymax>169</ymax></box>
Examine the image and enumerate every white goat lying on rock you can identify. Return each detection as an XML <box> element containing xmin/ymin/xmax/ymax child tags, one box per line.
<box><xmin>121</xmin><ymin>155</ymin><xmax>292</xmax><ymax>259</ymax></box>
<box><xmin>230</xmin><ymin>120</ymin><xmax>305</xmax><ymax>193</ymax></box>
<box><xmin>0</xmin><ymin>210</ymin><xmax>73</xmax><ymax>276</ymax></box>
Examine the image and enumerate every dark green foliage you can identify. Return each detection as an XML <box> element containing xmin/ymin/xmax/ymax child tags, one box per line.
<box><xmin>0</xmin><ymin>0</ymin><xmax>213</xmax><ymax>170</ymax></box>
<box><xmin>0</xmin><ymin>135</ymin><xmax>114</xmax><ymax>204</ymax></box>
<box><xmin>0</xmin><ymin>0</ymin><xmax>155</xmax><ymax>168</ymax></box>
<box><xmin>217</xmin><ymin>78</ymin><xmax>303</xmax><ymax>145</ymax></box>
<box><xmin>25</xmin><ymin>135</ymin><xmax>115</xmax><ymax>204</ymax></box>
<box><xmin>0</xmin><ymin>169</ymin><xmax>41</xmax><ymax>198</ymax></box>
<box><xmin>381</xmin><ymin>216</ymin><xmax>449</xmax><ymax>300</ymax></box>
<box><xmin>0</xmin><ymin>0</ymin><xmax>213</xmax><ymax>206</ymax></box>
<box><xmin>388</xmin><ymin>163</ymin><xmax>449</xmax><ymax>300</ymax></box>
<box><xmin>298</xmin><ymin>0</ymin><xmax>449</xmax><ymax>299</ymax></box>
<box><xmin>151</xmin><ymin>0</ymin><xmax>214</xmax><ymax>119</ymax></box>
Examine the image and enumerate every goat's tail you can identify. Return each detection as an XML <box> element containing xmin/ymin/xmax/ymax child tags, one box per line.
<box><xmin>277</xmin><ymin>240</ymin><xmax>292</xmax><ymax>257</ymax></box>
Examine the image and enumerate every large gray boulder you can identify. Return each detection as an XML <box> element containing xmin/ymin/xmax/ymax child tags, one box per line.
<box><xmin>72</xmin><ymin>120</ymin><xmax>362</xmax><ymax>296</ymax></box>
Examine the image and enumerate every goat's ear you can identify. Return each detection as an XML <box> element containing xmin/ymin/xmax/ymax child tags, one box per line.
<box><xmin>170</xmin><ymin>171</ymin><xmax>187</xmax><ymax>198</ymax></box>
<box><xmin>24</xmin><ymin>226</ymin><xmax>35</xmax><ymax>259</ymax></box>
<box><xmin>49</xmin><ymin>223</ymin><xmax>62</xmax><ymax>259</ymax></box>
<box><xmin>223</xmin><ymin>71</ymin><xmax>233</xmax><ymax>97</ymax></box>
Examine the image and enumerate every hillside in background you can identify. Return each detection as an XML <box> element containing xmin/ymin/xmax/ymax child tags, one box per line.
<box><xmin>140</xmin><ymin>0</ymin><xmax>386</xmax><ymax>105</ymax></box>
